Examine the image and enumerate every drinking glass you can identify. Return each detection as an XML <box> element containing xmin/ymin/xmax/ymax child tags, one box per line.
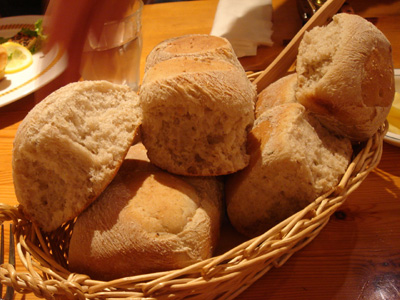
<box><xmin>80</xmin><ymin>0</ymin><xmax>143</xmax><ymax>91</ymax></box>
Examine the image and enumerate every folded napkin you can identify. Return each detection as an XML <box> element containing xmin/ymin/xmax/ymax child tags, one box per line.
<box><xmin>210</xmin><ymin>0</ymin><xmax>273</xmax><ymax>58</ymax></box>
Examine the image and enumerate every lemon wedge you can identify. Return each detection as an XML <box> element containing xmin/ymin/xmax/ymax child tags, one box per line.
<box><xmin>389</xmin><ymin>92</ymin><xmax>400</xmax><ymax>118</ymax></box>
<box><xmin>2</xmin><ymin>41</ymin><xmax>33</xmax><ymax>74</ymax></box>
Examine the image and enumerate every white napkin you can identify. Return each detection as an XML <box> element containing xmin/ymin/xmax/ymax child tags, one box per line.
<box><xmin>210</xmin><ymin>0</ymin><xmax>273</xmax><ymax>58</ymax></box>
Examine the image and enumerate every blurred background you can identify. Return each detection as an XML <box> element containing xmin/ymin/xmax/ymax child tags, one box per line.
<box><xmin>0</xmin><ymin>0</ymin><xmax>193</xmax><ymax>17</ymax></box>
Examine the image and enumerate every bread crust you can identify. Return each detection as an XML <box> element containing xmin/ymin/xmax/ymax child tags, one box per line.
<box><xmin>0</xmin><ymin>45</ymin><xmax>7</xmax><ymax>79</ymax></box>
<box><xmin>68</xmin><ymin>143</ymin><xmax>223</xmax><ymax>280</ymax></box>
<box><xmin>296</xmin><ymin>13</ymin><xmax>395</xmax><ymax>141</ymax></box>
<box><xmin>226</xmin><ymin>103</ymin><xmax>353</xmax><ymax>237</ymax></box>
<box><xmin>140</xmin><ymin>57</ymin><xmax>256</xmax><ymax>176</ymax></box>
<box><xmin>145</xmin><ymin>34</ymin><xmax>244</xmax><ymax>72</ymax></box>
<box><xmin>256</xmin><ymin>73</ymin><xmax>297</xmax><ymax>118</ymax></box>
<box><xmin>12</xmin><ymin>81</ymin><xmax>142</xmax><ymax>232</ymax></box>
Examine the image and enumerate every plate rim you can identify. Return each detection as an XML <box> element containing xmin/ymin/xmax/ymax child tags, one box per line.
<box><xmin>384</xmin><ymin>131</ymin><xmax>400</xmax><ymax>147</ymax></box>
<box><xmin>0</xmin><ymin>15</ymin><xmax>67</xmax><ymax>108</ymax></box>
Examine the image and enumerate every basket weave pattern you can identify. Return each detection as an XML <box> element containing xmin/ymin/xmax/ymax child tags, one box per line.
<box><xmin>0</xmin><ymin>118</ymin><xmax>387</xmax><ymax>300</ymax></box>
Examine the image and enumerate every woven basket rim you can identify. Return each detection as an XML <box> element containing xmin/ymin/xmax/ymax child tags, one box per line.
<box><xmin>0</xmin><ymin>76</ymin><xmax>388</xmax><ymax>299</ymax></box>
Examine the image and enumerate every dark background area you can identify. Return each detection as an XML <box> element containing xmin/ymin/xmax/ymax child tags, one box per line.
<box><xmin>0</xmin><ymin>0</ymin><xmax>192</xmax><ymax>17</ymax></box>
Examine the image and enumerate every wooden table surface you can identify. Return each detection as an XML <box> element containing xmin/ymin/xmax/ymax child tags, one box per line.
<box><xmin>1</xmin><ymin>0</ymin><xmax>399</xmax><ymax>299</ymax></box>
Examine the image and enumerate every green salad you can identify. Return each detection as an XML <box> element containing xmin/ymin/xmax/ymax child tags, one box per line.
<box><xmin>0</xmin><ymin>19</ymin><xmax>46</xmax><ymax>54</ymax></box>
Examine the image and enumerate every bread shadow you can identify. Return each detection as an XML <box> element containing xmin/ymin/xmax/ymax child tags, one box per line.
<box><xmin>214</xmin><ymin>213</ymin><xmax>248</xmax><ymax>256</ymax></box>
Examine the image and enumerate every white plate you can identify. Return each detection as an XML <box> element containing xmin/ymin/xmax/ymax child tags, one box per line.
<box><xmin>384</xmin><ymin>131</ymin><xmax>400</xmax><ymax>147</ymax></box>
<box><xmin>0</xmin><ymin>15</ymin><xmax>67</xmax><ymax>108</ymax></box>
<box><xmin>384</xmin><ymin>68</ymin><xmax>400</xmax><ymax>147</ymax></box>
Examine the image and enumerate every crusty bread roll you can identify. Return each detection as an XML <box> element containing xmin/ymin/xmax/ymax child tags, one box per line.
<box><xmin>139</xmin><ymin>56</ymin><xmax>256</xmax><ymax>176</ymax></box>
<box><xmin>0</xmin><ymin>45</ymin><xmax>8</xmax><ymax>79</ymax></box>
<box><xmin>296</xmin><ymin>13</ymin><xmax>395</xmax><ymax>142</ymax></box>
<box><xmin>145</xmin><ymin>34</ymin><xmax>243</xmax><ymax>72</ymax></box>
<box><xmin>255</xmin><ymin>73</ymin><xmax>297</xmax><ymax>118</ymax></box>
<box><xmin>12</xmin><ymin>81</ymin><xmax>142</xmax><ymax>232</ymax></box>
<box><xmin>68</xmin><ymin>143</ymin><xmax>223</xmax><ymax>280</ymax></box>
<box><xmin>225</xmin><ymin>103</ymin><xmax>353</xmax><ymax>237</ymax></box>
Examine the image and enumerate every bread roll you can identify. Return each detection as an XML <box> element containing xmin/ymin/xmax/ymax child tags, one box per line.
<box><xmin>139</xmin><ymin>56</ymin><xmax>256</xmax><ymax>176</ymax></box>
<box><xmin>225</xmin><ymin>103</ymin><xmax>353</xmax><ymax>237</ymax></box>
<box><xmin>0</xmin><ymin>45</ymin><xmax>8</xmax><ymax>79</ymax></box>
<box><xmin>68</xmin><ymin>143</ymin><xmax>223</xmax><ymax>280</ymax></box>
<box><xmin>145</xmin><ymin>34</ymin><xmax>243</xmax><ymax>72</ymax></box>
<box><xmin>12</xmin><ymin>81</ymin><xmax>142</xmax><ymax>232</ymax></box>
<box><xmin>255</xmin><ymin>73</ymin><xmax>297</xmax><ymax>118</ymax></box>
<box><xmin>296</xmin><ymin>13</ymin><xmax>395</xmax><ymax>142</ymax></box>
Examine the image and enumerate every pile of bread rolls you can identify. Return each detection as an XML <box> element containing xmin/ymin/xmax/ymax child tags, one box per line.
<box><xmin>0</xmin><ymin>45</ymin><xmax>8</xmax><ymax>79</ymax></box>
<box><xmin>12</xmin><ymin>13</ymin><xmax>394</xmax><ymax>280</ymax></box>
<box><xmin>227</xmin><ymin>13</ymin><xmax>394</xmax><ymax>237</ymax></box>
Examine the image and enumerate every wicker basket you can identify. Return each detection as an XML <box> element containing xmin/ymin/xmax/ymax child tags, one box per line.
<box><xmin>0</xmin><ymin>107</ymin><xmax>388</xmax><ymax>300</ymax></box>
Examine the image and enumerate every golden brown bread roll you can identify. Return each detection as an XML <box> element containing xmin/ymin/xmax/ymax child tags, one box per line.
<box><xmin>255</xmin><ymin>73</ymin><xmax>297</xmax><ymax>118</ymax></box>
<box><xmin>68</xmin><ymin>143</ymin><xmax>223</xmax><ymax>280</ymax></box>
<box><xmin>139</xmin><ymin>56</ymin><xmax>256</xmax><ymax>176</ymax></box>
<box><xmin>145</xmin><ymin>34</ymin><xmax>244</xmax><ymax>72</ymax></box>
<box><xmin>0</xmin><ymin>45</ymin><xmax>8</xmax><ymax>79</ymax></box>
<box><xmin>225</xmin><ymin>103</ymin><xmax>353</xmax><ymax>237</ymax></box>
<box><xmin>296</xmin><ymin>13</ymin><xmax>395</xmax><ymax>142</ymax></box>
<box><xmin>12</xmin><ymin>81</ymin><xmax>142</xmax><ymax>232</ymax></box>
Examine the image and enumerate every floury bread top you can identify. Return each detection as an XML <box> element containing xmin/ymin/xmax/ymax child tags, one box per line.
<box><xmin>12</xmin><ymin>80</ymin><xmax>142</xmax><ymax>232</ymax></box>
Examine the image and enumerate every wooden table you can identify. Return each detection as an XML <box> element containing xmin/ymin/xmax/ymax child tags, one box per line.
<box><xmin>1</xmin><ymin>0</ymin><xmax>399</xmax><ymax>299</ymax></box>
